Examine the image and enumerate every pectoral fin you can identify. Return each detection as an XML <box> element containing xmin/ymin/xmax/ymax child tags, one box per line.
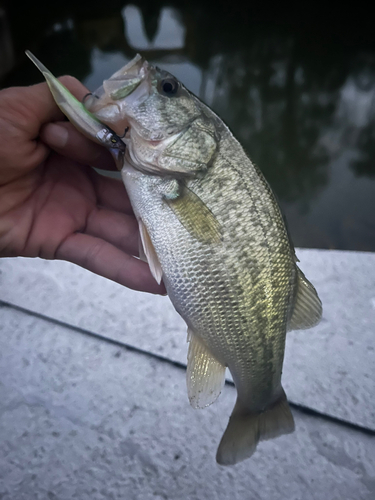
<box><xmin>288</xmin><ymin>267</ymin><xmax>322</xmax><ymax>331</ymax></box>
<box><xmin>138</xmin><ymin>233</ymin><xmax>147</xmax><ymax>263</ymax></box>
<box><xmin>138</xmin><ymin>219</ymin><xmax>163</xmax><ymax>284</ymax></box>
<box><xmin>166</xmin><ymin>186</ymin><xmax>222</xmax><ymax>244</ymax></box>
<box><xmin>186</xmin><ymin>329</ymin><xmax>226</xmax><ymax>409</ymax></box>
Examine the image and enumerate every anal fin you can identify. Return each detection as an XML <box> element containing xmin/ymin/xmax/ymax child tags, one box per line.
<box><xmin>187</xmin><ymin>329</ymin><xmax>226</xmax><ymax>409</ymax></box>
<box><xmin>288</xmin><ymin>267</ymin><xmax>322</xmax><ymax>331</ymax></box>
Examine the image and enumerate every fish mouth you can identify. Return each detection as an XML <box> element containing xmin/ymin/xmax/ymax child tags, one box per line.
<box><xmin>108</xmin><ymin>77</ymin><xmax>142</xmax><ymax>100</ymax></box>
<box><xmin>84</xmin><ymin>53</ymin><xmax>150</xmax><ymax>138</ymax></box>
<box><xmin>84</xmin><ymin>54</ymin><xmax>185</xmax><ymax>174</ymax></box>
<box><xmin>102</xmin><ymin>54</ymin><xmax>147</xmax><ymax>101</ymax></box>
<box><xmin>110</xmin><ymin>53</ymin><xmax>145</xmax><ymax>77</ymax></box>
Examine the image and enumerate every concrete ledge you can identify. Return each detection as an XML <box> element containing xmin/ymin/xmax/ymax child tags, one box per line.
<box><xmin>0</xmin><ymin>307</ymin><xmax>374</xmax><ymax>499</ymax></box>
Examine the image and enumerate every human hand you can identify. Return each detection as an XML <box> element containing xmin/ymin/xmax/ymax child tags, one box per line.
<box><xmin>0</xmin><ymin>78</ymin><xmax>165</xmax><ymax>294</ymax></box>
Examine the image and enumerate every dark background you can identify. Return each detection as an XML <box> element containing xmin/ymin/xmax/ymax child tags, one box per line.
<box><xmin>1</xmin><ymin>1</ymin><xmax>375</xmax><ymax>251</ymax></box>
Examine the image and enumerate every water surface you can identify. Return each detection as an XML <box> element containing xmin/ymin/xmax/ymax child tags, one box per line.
<box><xmin>2</xmin><ymin>1</ymin><xmax>375</xmax><ymax>251</ymax></box>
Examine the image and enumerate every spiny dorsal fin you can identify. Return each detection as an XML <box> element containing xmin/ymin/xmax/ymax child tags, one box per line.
<box><xmin>166</xmin><ymin>185</ymin><xmax>222</xmax><ymax>244</ymax></box>
<box><xmin>288</xmin><ymin>267</ymin><xmax>322</xmax><ymax>331</ymax></box>
<box><xmin>138</xmin><ymin>219</ymin><xmax>163</xmax><ymax>285</ymax></box>
<box><xmin>186</xmin><ymin>329</ymin><xmax>226</xmax><ymax>409</ymax></box>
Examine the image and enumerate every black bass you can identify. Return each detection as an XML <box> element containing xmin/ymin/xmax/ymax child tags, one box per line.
<box><xmin>28</xmin><ymin>52</ymin><xmax>322</xmax><ymax>465</ymax></box>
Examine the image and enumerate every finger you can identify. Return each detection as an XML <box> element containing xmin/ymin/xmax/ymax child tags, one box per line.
<box><xmin>41</xmin><ymin>133</ymin><xmax>133</xmax><ymax>214</ymax></box>
<box><xmin>0</xmin><ymin>77</ymin><xmax>89</xmax><ymax>180</ymax></box>
<box><xmin>0</xmin><ymin>82</ymin><xmax>63</xmax><ymax>134</ymax></box>
<box><xmin>41</xmin><ymin>121</ymin><xmax>117</xmax><ymax>171</ymax></box>
<box><xmin>85</xmin><ymin>207</ymin><xmax>139</xmax><ymax>256</ymax></box>
<box><xmin>23</xmin><ymin>76</ymin><xmax>92</xmax><ymax>169</ymax></box>
<box><xmin>0</xmin><ymin>83</ymin><xmax>63</xmax><ymax>180</ymax></box>
<box><xmin>56</xmin><ymin>232</ymin><xmax>166</xmax><ymax>295</ymax></box>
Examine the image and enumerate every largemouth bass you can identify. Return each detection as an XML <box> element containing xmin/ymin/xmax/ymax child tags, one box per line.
<box><xmin>28</xmin><ymin>52</ymin><xmax>322</xmax><ymax>465</ymax></box>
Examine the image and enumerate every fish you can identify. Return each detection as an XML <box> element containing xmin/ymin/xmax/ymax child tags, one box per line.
<box><xmin>28</xmin><ymin>52</ymin><xmax>322</xmax><ymax>465</ymax></box>
<box><xmin>25</xmin><ymin>50</ymin><xmax>126</xmax><ymax>170</ymax></box>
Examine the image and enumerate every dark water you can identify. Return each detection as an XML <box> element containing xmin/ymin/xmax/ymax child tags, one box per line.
<box><xmin>2</xmin><ymin>2</ymin><xmax>375</xmax><ymax>251</ymax></box>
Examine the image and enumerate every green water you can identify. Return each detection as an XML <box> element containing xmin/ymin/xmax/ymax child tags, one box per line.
<box><xmin>2</xmin><ymin>1</ymin><xmax>375</xmax><ymax>251</ymax></box>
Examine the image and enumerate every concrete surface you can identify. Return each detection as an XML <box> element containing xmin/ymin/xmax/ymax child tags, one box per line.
<box><xmin>0</xmin><ymin>306</ymin><xmax>374</xmax><ymax>500</ymax></box>
<box><xmin>0</xmin><ymin>249</ymin><xmax>375</xmax><ymax>499</ymax></box>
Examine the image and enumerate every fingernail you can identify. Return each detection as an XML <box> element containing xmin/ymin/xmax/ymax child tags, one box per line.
<box><xmin>43</xmin><ymin>123</ymin><xmax>69</xmax><ymax>149</ymax></box>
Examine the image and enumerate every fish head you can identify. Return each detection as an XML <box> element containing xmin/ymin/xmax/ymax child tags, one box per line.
<box><xmin>85</xmin><ymin>54</ymin><xmax>218</xmax><ymax>176</ymax></box>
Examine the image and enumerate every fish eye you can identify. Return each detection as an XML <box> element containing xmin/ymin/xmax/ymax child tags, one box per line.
<box><xmin>159</xmin><ymin>78</ymin><xmax>179</xmax><ymax>96</ymax></box>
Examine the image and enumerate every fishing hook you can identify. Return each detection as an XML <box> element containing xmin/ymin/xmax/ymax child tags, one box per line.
<box><xmin>82</xmin><ymin>92</ymin><xmax>100</xmax><ymax>104</ymax></box>
<box><xmin>119</xmin><ymin>127</ymin><xmax>129</xmax><ymax>139</ymax></box>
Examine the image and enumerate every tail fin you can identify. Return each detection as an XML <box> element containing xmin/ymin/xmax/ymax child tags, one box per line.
<box><xmin>216</xmin><ymin>389</ymin><xmax>295</xmax><ymax>465</ymax></box>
